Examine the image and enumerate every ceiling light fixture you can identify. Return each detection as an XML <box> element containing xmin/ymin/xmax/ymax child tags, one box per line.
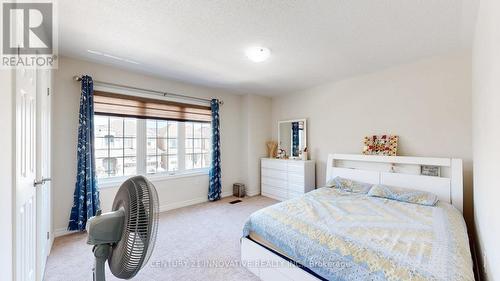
<box><xmin>87</xmin><ymin>49</ymin><xmax>140</xmax><ymax>65</ymax></box>
<box><xmin>245</xmin><ymin>46</ymin><xmax>271</xmax><ymax>63</ymax></box>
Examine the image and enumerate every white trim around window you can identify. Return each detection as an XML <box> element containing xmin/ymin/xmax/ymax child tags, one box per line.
<box><xmin>95</xmin><ymin>117</ymin><xmax>211</xmax><ymax>188</ymax></box>
<box><xmin>98</xmin><ymin>168</ymin><xmax>210</xmax><ymax>189</ymax></box>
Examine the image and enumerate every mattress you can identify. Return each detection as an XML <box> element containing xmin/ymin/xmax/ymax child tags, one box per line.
<box><xmin>242</xmin><ymin>187</ymin><xmax>474</xmax><ymax>281</ymax></box>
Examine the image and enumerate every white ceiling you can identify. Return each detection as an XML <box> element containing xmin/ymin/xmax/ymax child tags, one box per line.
<box><xmin>59</xmin><ymin>0</ymin><xmax>478</xmax><ymax>96</ymax></box>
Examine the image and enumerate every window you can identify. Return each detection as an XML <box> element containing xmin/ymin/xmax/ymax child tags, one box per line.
<box><xmin>185</xmin><ymin>122</ymin><xmax>211</xmax><ymax>169</ymax></box>
<box><xmin>147</xmin><ymin>120</ymin><xmax>178</xmax><ymax>173</ymax></box>
<box><xmin>94</xmin><ymin>114</ymin><xmax>211</xmax><ymax>181</ymax></box>
<box><xmin>94</xmin><ymin>116</ymin><xmax>137</xmax><ymax>179</ymax></box>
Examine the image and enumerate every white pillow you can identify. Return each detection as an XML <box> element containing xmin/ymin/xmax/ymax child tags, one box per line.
<box><xmin>326</xmin><ymin>176</ymin><xmax>373</xmax><ymax>194</ymax></box>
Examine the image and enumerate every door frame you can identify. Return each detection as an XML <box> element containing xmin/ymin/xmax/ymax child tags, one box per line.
<box><xmin>35</xmin><ymin>69</ymin><xmax>53</xmax><ymax>281</ymax></box>
<box><xmin>0</xmin><ymin>68</ymin><xmax>15</xmax><ymax>281</ymax></box>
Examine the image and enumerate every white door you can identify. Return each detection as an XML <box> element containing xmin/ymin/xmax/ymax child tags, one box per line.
<box><xmin>36</xmin><ymin>69</ymin><xmax>52</xmax><ymax>281</ymax></box>
<box><xmin>15</xmin><ymin>67</ymin><xmax>38</xmax><ymax>281</ymax></box>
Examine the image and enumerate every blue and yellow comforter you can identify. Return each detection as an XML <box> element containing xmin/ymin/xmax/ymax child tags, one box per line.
<box><xmin>242</xmin><ymin>187</ymin><xmax>473</xmax><ymax>281</ymax></box>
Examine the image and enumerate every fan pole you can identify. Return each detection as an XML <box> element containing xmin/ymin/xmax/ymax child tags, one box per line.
<box><xmin>93</xmin><ymin>244</ymin><xmax>111</xmax><ymax>281</ymax></box>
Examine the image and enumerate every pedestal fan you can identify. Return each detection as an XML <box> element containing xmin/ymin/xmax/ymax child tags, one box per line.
<box><xmin>86</xmin><ymin>175</ymin><xmax>159</xmax><ymax>281</ymax></box>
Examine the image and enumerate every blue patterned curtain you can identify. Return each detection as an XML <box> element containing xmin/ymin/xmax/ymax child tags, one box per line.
<box><xmin>208</xmin><ymin>99</ymin><xmax>221</xmax><ymax>201</ymax></box>
<box><xmin>292</xmin><ymin>122</ymin><xmax>299</xmax><ymax>157</ymax></box>
<box><xmin>68</xmin><ymin>75</ymin><xmax>100</xmax><ymax>231</ymax></box>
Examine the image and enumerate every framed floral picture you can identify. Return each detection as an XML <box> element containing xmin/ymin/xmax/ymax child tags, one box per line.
<box><xmin>363</xmin><ymin>135</ymin><xmax>398</xmax><ymax>156</ymax></box>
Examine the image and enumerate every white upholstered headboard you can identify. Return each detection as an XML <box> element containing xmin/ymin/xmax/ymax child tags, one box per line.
<box><xmin>326</xmin><ymin>154</ymin><xmax>464</xmax><ymax>212</ymax></box>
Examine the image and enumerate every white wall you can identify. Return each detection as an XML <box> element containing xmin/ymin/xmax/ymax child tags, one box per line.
<box><xmin>241</xmin><ymin>94</ymin><xmax>273</xmax><ymax>196</ymax></box>
<box><xmin>271</xmin><ymin>52</ymin><xmax>474</xmax><ymax>225</ymax></box>
<box><xmin>0</xmin><ymin>70</ymin><xmax>14</xmax><ymax>280</ymax></box>
<box><xmin>52</xmin><ymin>57</ymin><xmax>254</xmax><ymax>234</ymax></box>
<box><xmin>472</xmin><ymin>0</ymin><xmax>500</xmax><ymax>279</ymax></box>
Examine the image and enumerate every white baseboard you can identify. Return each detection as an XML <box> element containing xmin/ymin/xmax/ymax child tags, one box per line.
<box><xmin>54</xmin><ymin>191</ymin><xmax>234</xmax><ymax>238</ymax></box>
<box><xmin>222</xmin><ymin>191</ymin><xmax>233</xmax><ymax>196</ymax></box>
<box><xmin>159</xmin><ymin>197</ymin><xmax>206</xmax><ymax>213</ymax></box>
<box><xmin>54</xmin><ymin>228</ymin><xmax>79</xmax><ymax>238</ymax></box>
<box><xmin>246</xmin><ymin>189</ymin><xmax>261</xmax><ymax>197</ymax></box>
<box><xmin>159</xmin><ymin>191</ymin><xmax>233</xmax><ymax>212</ymax></box>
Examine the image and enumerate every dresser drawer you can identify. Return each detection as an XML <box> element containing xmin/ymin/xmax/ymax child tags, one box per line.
<box><xmin>262</xmin><ymin>177</ymin><xmax>287</xmax><ymax>188</ymax></box>
<box><xmin>288</xmin><ymin>181</ymin><xmax>305</xmax><ymax>193</ymax></box>
<box><xmin>262</xmin><ymin>185</ymin><xmax>288</xmax><ymax>200</ymax></box>
<box><xmin>287</xmin><ymin>162</ymin><xmax>305</xmax><ymax>174</ymax></box>
<box><xmin>288</xmin><ymin>173</ymin><xmax>304</xmax><ymax>184</ymax></box>
<box><xmin>261</xmin><ymin>158</ymin><xmax>315</xmax><ymax>201</ymax></box>
<box><xmin>261</xmin><ymin>168</ymin><xmax>287</xmax><ymax>180</ymax></box>
<box><xmin>261</xmin><ymin>159</ymin><xmax>287</xmax><ymax>171</ymax></box>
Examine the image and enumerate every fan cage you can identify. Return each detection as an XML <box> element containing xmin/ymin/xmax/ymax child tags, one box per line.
<box><xmin>108</xmin><ymin>176</ymin><xmax>159</xmax><ymax>279</ymax></box>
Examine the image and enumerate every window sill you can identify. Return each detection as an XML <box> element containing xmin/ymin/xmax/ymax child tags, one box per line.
<box><xmin>98</xmin><ymin>169</ymin><xmax>210</xmax><ymax>189</ymax></box>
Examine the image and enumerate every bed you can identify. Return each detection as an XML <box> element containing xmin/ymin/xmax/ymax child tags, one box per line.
<box><xmin>241</xmin><ymin>154</ymin><xmax>474</xmax><ymax>281</ymax></box>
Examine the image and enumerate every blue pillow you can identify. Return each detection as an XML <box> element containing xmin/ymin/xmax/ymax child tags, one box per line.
<box><xmin>326</xmin><ymin>176</ymin><xmax>372</xmax><ymax>194</ymax></box>
<box><xmin>368</xmin><ymin>184</ymin><xmax>439</xmax><ymax>206</ymax></box>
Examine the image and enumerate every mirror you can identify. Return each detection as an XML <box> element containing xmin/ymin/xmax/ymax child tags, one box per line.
<box><xmin>278</xmin><ymin>119</ymin><xmax>307</xmax><ymax>159</ymax></box>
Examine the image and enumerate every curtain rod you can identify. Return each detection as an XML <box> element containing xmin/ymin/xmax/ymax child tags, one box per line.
<box><xmin>73</xmin><ymin>75</ymin><xmax>223</xmax><ymax>105</ymax></box>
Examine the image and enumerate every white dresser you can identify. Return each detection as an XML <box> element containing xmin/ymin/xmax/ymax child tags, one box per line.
<box><xmin>261</xmin><ymin>158</ymin><xmax>315</xmax><ymax>201</ymax></box>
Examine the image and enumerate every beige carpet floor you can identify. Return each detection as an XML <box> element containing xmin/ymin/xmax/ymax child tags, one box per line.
<box><xmin>44</xmin><ymin>196</ymin><xmax>277</xmax><ymax>281</ymax></box>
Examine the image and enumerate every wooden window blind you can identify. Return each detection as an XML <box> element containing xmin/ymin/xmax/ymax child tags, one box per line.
<box><xmin>93</xmin><ymin>91</ymin><xmax>212</xmax><ymax>122</ymax></box>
